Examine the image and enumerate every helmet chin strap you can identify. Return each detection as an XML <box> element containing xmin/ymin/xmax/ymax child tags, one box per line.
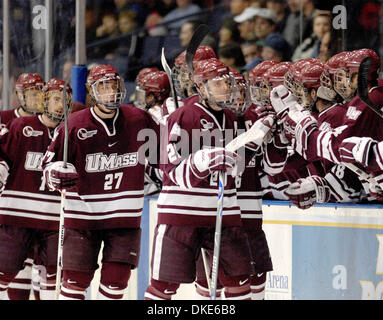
<box><xmin>96</xmin><ymin>103</ymin><xmax>118</xmax><ymax>114</ymax></box>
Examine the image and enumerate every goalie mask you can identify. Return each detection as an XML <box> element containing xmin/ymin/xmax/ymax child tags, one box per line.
<box><xmin>334</xmin><ymin>48</ymin><xmax>380</xmax><ymax>101</ymax></box>
<box><xmin>42</xmin><ymin>78</ymin><xmax>72</xmax><ymax>123</ymax></box>
<box><xmin>193</xmin><ymin>58</ymin><xmax>235</xmax><ymax>110</ymax></box>
<box><xmin>15</xmin><ymin>73</ymin><xmax>45</xmax><ymax>114</ymax></box>
<box><xmin>135</xmin><ymin>71</ymin><xmax>170</xmax><ymax>109</ymax></box>
<box><xmin>87</xmin><ymin>65</ymin><xmax>127</xmax><ymax>109</ymax></box>
<box><xmin>172</xmin><ymin>46</ymin><xmax>216</xmax><ymax>99</ymax></box>
<box><xmin>248</xmin><ymin>60</ymin><xmax>277</xmax><ymax>106</ymax></box>
<box><xmin>229</xmin><ymin>69</ymin><xmax>251</xmax><ymax>116</ymax></box>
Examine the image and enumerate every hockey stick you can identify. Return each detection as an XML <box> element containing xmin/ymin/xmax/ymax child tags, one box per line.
<box><xmin>342</xmin><ymin>162</ymin><xmax>382</xmax><ymax>192</ymax></box>
<box><xmin>357</xmin><ymin>57</ymin><xmax>383</xmax><ymax>118</ymax></box>
<box><xmin>161</xmin><ymin>47</ymin><xmax>179</xmax><ymax>110</ymax></box>
<box><xmin>185</xmin><ymin>24</ymin><xmax>210</xmax><ymax>76</ymax></box>
<box><xmin>55</xmin><ymin>81</ymin><xmax>69</xmax><ymax>300</ymax></box>
<box><xmin>200</xmin><ymin>248</ymin><xmax>211</xmax><ymax>293</ymax></box>
<box><xmin>226</xmin><ymin>116</ymin><xmax>275</xmax><ymax>153</ymax></box>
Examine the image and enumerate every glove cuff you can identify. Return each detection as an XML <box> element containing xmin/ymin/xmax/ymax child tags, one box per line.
<box><xmin>308</xmin><ymin>175</ymin><xmax>330</xmax><ymax>203</ymax></box>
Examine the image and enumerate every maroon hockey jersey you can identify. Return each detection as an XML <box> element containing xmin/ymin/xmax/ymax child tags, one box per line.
<box><xmin>43</xmin><ymin>105</ymin><xmax>159</xmax><ymax>230</ymax></box>
<box><xmin>157</xmin><ymin>99</ymin><xmax>242</xmax><ymax>227</ymax></box>
<box><xmin>0</xmin><ymin>108</ymin><xmax>21</xmax><ymax>127</ymax></box>
<box><xmin>304</xmin><ymin>86</ymin><xmax>383</xmax><ymax>163</ymax></box>
<box><xmin>0</xmin><ymin>115</ymin><xmax>61</xmax><ymax>230</ymax></box>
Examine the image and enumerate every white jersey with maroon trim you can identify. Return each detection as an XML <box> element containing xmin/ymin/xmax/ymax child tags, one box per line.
<box><xmin>42</xmin><ymin>104</ymin><xmax>159</xmax><ymax>230</ymax></box>
<box><xmin>0</xmin><ymin>115</ymin><xmax>61</xmax><ymax>230</ymax></box>
<box><xmin>157</xmin><ymin>99</ymin><xmax>242</xmax><ymax>227</ymax></box>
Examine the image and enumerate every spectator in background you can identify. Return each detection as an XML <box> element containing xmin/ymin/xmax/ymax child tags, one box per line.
<box><xmin>114</xmin><ymin>0</ymin><xmax>147</xmax><ymax>26</ymax></box>
<box><xmin>162</xmin><ymin>0</ymin><xmax>202</xmax><ymax>32</ymax></box>
<box><xmin>229</xmin><ymin>0</ymin><xmax>250</xmax><ymax>16</ymax></box>
<box><xmin>234</xmin><ymin>7</ymin><xmax>260</xmax><ymax>41</ymax></box>
<box><xmin>253</xmin><ymin>8</ymin><xmax>278</xmax><ymax>41</ymax></box>
<box><xmin>118</xmin><ymin>10</ymin><xmax>138</xmax><ymax>34</ymax></box>
<box><xmin>291</xmin><ymin>10</ymin><xmax>331</xmax><ymax>61</ymax></box>
<box><xmin>250</xmin><ymin>0</ymin><xmax>267</xmax><ymax>7</ymax></box>
<box><xmin>241</xmin><ymin>40</ymin><xmax>263</xmax><ymax>64</ymax></box>
<box><xmin>282</xmin><ymin>0</ymin><xmax>315</xmax><ymax>50</ymax></box>
<box><xmin>179</xmin><ymin>20</ymin><xmax>217</xmax><ymax>50</ymax></box>
<box><xmin>96</xmin><ymin>12</ymin><xmax>119</xmax><ymax>38</ymax></box>
<box><xmin>218</xmin><ymin>42</ymin><xmax>246</xmax><ymax>71</ymax></box>
<box><xmin>261</xmin><ymin>32</ymin><xmax>292</xmax><ymax>62</ymax></box>
<box><xmin>218</xmin><ymin>17</ymin><xmax>242</xmax><ymax>48</ymax></box>
<box><xmin>267</xmin><ymin>0</ymin><xmax>290</xmax><ymax>34</ymax></box>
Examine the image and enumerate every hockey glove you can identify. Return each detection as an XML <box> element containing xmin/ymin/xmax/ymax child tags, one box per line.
<box><xmin>270</xmin><ymin>85</ymin><xmax>301</xmax><ymax>121</ymax></box>
<box><xmin>190</xmin><ymin>148</ymin><xmax>239</xmax><ymax>179</ymax></box>
<box><xmin>45</xmin><ymin>161</ymin><xmax>79</xmax><ymax>191</ymax></box>
<box><xmin>0</xmin><ymin>161</ymin><xmax>9</xmax><ymax>189</ymax></box>
<box><xmin>338</xmin><ymin>136</ymin><xmax>376</xmax><ymax>167</ymax></box>
<box><xmin>284</xmin><ymin>175</ymin><xmax>331</xmax><ymax>210</ymax></box>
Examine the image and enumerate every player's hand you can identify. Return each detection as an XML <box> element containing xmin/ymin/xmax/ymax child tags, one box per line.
<box><xmin>45</xmin><ymin>161</ymin><xmax>79</xmax><ymax>191</ymax></box>
<box><xmin>270</xmin><ymin>85</ymin><xmax>301</xmax><ymax>121</ymax></box>
<box><xmin>338</xmin><ymin>136</ymin><xmax>375</xmax><ymax>167</ymax></box>
<box><xmin>0</xmin><ymin>161</ymin><xmax>9</xmax><ymax>189</ymax></box>
<box><xmin>284</xmin><ymin>175</ymin><xmax>330</xmax><ymax>209</ymax></box>
<box><xmin>163</xmin><ymin>97</ymin><xmax>183</xmax><ymax>116</ymax></box>
<box><xmin>191</xmin><ymin>148</ymin><xmax>239</xmax><ymax>178</ymax></box>
<box><xmin>248</xmin><ymin>114</ymin><xmax>276</xmax><ymax>147</ymax></box>
<box><xmin>369</xmin><ymin>182</ymin><xmax>383</xmax><ymax>201</ymax></box>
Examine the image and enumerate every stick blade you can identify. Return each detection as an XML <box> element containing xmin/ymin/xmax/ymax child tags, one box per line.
<box><xmin>185</xmin><ymin>24</ymin><xmax>210</xmax><ymax>74</ymax></box>
<box><xmin>161</xmin><ymin>47</ymin><xmax>172</xmax><ymax>77</ymax></box>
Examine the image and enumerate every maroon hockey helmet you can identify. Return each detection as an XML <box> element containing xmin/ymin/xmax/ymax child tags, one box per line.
<box><xmin>87</xmin><ymin>64</ymin><xmax>127</xmax><ymax>109</ymax></box>
<box><xmin>344</xmin><ymin>48</ymin><xmax>380</xmax><ymax>81</ymax></box>
<box><xmin>15</xmin><ymin>73</ymin><xmax>45</xmax><ymax>114</ymax></box>
<box><xmin>193</xmin><ymin>58</ymin><xmax>230</xmax><ymax>84</ymax></box>
<box><xmin>229</xmin><ymin>68</ymin><xmax>251</xmax><ymax>116</ymax></box>
<box><xmin>174</xmin><ymin>46</ymin><xmax>216</xmax><ymax>67</ymax></box>
<box><xmin>136</xmin><ymin>71</ymin><xmax>170</xmax><ymax>109</ymax></box>
<box><xmin>136</xmin><ymin>67</ymin><xmax>159</xmax><ymax>86</ymax></box>
<box><xmin>16</xmin><ymin>73</ymin><xmax>44</xmax><ymax>92</ymax></box>
<box><xmin>296</xmin><ymin>62</ymin><xmax>325</xmax><ymax>89</ymax></box>
<box><xmin>193</xmin><ymin>58</ymin><xmax>235</xmax><ymax>109</ymax></box>
<box><xmin>248</xmin><ymin>60</ymin><xmax>277</xmax><ymax>105</ymax></box>
<box><xmin>284</xmin><ymin>59</ymin><xmax>321</xmax><ymax>95</ymax></box>
<box><xmin>42</xmin><ymin>78</ymin><xmax>72</xmax><ymax>123</ymax></box>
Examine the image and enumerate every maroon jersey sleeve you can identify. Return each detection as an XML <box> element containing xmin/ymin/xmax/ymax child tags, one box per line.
<box><xmin>303</xmin><ymin>88</ymin><xmax>383</xmax><ymax>164</ymax></box>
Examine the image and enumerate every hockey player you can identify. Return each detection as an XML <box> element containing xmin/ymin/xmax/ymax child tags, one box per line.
<box><xmin>0</xmin><ymin>73</ymin><xmax>44</xmax><ymax>128</ymax></box>
<box><xmin>42</xmin><ymin>64</ymin><xmax>160</xmax><ymax>300</ymax></box>
<box><xmin>0</xmin><ymin>78</ymin><xmax>72</xmax><ymax>300</ymax></box>
<box><xmin>2</xmin><ymin>73</ymin><xmax>45</xmax><ymax>300</ymax></box>
<box><xmin>271</xmin><ymin>49</ymin><xmax>383</xmax><ymax>201</ymax></box>
<box><xmin>136</xmin><ymin>70</ymin><xmax>171</xmax><ymax>196</ymax></box>
<box><xmin>144</xmin><ymin>58</ymin><xmax>254</xmax><ymax>300</ymax></box>
<box><xmin>281</xmin><ymin>61</ymin><xmax>366</xmax><ymax>208</ymax></box>
<box><xmin>230</xmin><ymin>69</ymin><xmax>273</xmax><ymax>299</ymax></box>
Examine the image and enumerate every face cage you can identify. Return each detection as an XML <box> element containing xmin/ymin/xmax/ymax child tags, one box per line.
<box><xmin>201</xmin><ymin>74</ymin><xmax>235</xmax><ymax>110</ymax></box>
<box><xmin>283</xmin><ymin>72</ymin><xmax>302</xmax><ymax>102</ymax></box>
<box><xmin>172</xmin><ymin>65</ymin><xmax>192</xmax><ymax>99</ymax></box>
<box><xmin>259</xmin><ymin>80</ymin><xmax>273</xmax><ymax>107</ymax></box>
<box><xmin>43</xmin><ymin>92</ymin><xmax>72</xmax><ymax>123</ymax></box>
<box><xmin>334</xmin><ymin>69</ymin><xmax>356</xmax><ymax>101</ymax></box>
<box><xmin>18</xmin><ymin>85</ymin><xmax>44</xmax><ymax>114</ymax></box>
<box><xmin>232</xmin><ymin>83</ymin><xmax>251</xmax><ymax>116</ymax></box>
<box><xmin>249</xmin><ymin>82</ymin><xmax>264</xmax><ymax>106</ymax></box>
<box><xmin>91</xmin><ymin>78</ymin><xmax>127</xmax><ymax>109</ymax></box>
<box><xmin>134</xmin><ymin>86</ymin><xmax>147</xmax><ymax>110</ymax></box>
<box><xmin>294</xmin><ymin>83</ymin><xmax>315</xmax><ymax>111</ymax></box>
